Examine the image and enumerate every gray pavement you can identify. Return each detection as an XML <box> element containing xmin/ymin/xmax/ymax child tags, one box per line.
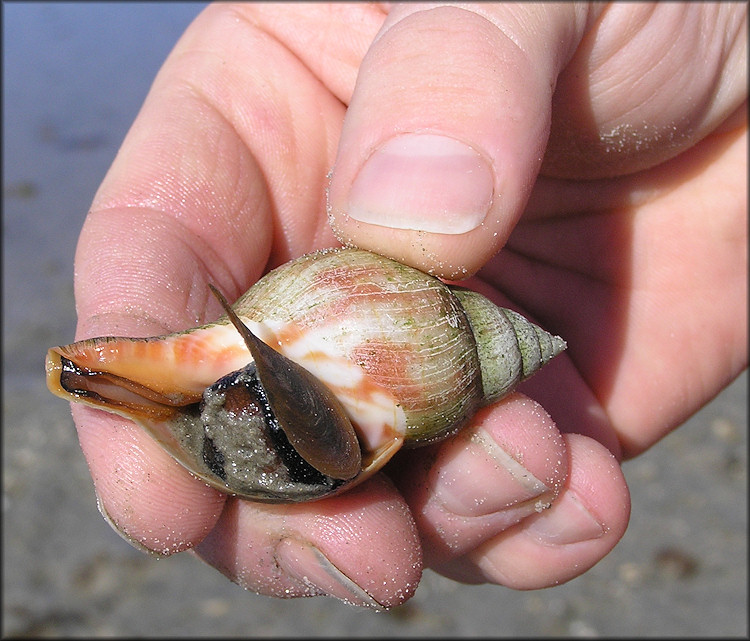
<box><xmin>3</xmin><ymin>3</ymin><xmax>747</xmax><ymax>637</ymax></box>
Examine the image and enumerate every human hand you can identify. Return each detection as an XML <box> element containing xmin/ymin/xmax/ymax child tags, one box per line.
<box><xmin>69</xmin><ymin>2</ymin><xmax>747</xmax><ymax>608</ymax></box>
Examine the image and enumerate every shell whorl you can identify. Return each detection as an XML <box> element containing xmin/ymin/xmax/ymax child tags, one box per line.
<box><xmin>449</xmin><ymin>288</ymin><xmax>566</xmax><ymax>403</ymax></box>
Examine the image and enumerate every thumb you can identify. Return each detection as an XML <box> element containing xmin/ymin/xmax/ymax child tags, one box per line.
<box><xmin>328</xmin><ymin>4</ymin><xmax>589</xmax><ymax>278</ymax></box>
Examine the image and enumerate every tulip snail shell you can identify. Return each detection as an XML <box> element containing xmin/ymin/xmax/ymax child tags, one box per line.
<box><xmin>46</xmin><ymin>248</ymin><xmax>566</xmax><ymax>502</ymax></box>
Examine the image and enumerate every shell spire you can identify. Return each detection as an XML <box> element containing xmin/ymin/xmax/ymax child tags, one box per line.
<box><xmin>449</xmin><ymin>288</ymin><xmax>566</xmax><ymax>403</ymax></box>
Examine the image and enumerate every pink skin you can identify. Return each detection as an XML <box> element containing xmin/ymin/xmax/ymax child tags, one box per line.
<box><xmin>194</xmin><ymin>475</ymin><xmax>422</xmax><ymax>608</ymax></box>
<box><xmin>68</xmin><ymin>3</ymin><xmax>746</xmax><ymax>608</ymax></box>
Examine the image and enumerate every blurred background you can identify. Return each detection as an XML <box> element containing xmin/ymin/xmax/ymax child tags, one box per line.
<box><xmin>3</xmin><ymin>2</ymin><xmax>747</xmax><ymax>636</ymax></box>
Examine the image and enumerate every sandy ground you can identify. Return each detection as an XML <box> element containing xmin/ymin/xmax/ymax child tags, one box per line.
<box><xmin>3</xmin><ymin>3</ymin><xmax>747</xmax><ymax>637</ymax></box>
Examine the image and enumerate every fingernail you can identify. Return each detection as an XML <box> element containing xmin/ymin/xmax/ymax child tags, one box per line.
<box><xmin>348</xmin><ymin>133</ymin><xmax>493</xmax><ymax>234</ymax></box>
<box><xmin>275</xmin><ymin>538</ymin><xmax>384</xmax><ymax>609</ymax></box>
<box><xmin>527</xmin><ymin>491</ymin><xmax>605</xmax><ymax>545</ymax></box>
<box><xmin>434</xmin><ymin>430</ymin><xmax>552</xmax><ymax>518</ymax></box>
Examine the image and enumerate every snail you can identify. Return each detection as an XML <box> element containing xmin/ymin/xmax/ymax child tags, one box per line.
<box><xmin>46</xmin><ymin>248</ymin><xmax>566</xmax><ymax>503</ymax></box>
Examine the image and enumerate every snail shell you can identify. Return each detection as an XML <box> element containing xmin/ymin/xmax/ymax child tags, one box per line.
<box><xmin>46</xmin><ymin>248</ymin><xmax>566</xmax><ymax>502</ymax></box>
